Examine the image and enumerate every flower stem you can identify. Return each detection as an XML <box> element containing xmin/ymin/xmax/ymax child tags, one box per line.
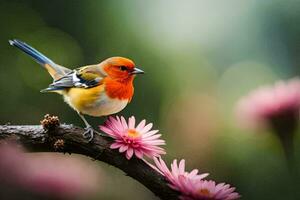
<box><xmin>277</xmin><ymin>133</ymin><xmax>295</xmax><ymax>174</ymax></box>
<box><xmin>276</xmin><ymin>130</ymin><xmax>299</xmax><ymax>199</ymax></box>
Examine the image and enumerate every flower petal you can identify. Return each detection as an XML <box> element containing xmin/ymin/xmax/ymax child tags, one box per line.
<box><xmin>126</xmin><ymin>148</ymin><xmax>134</xmax><ymax>159</ymax></box>
<box><xmin>134</xmin><ymin>149</ymin><xmax>143</xmax><ymax>159</ymax></box>
<box><xmin>136</xmin><ymin>119</ymin><xmax>146</xmax><ymax>131</ymax></box>
<box><xmin>110</xmin><ymin>143</ymin><xmax>122</xmax><ymax>149</ymax></box>
<box><xmin>119</xmin><ymin>145</ymin><xmax>128</xmax><ymax>153</ymax></box>
<box><xmin>128</xmin><ymin>116</ymin><xmax>136</xmax><ymax>129</ymax></box>
<box><xmin>140</xmin><ymin>123</ymin><xmax>153</xmax><ymax>134</ymax></box>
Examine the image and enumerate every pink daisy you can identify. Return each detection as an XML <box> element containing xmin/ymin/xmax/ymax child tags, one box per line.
<box><xmin>100</xmin><ymin>116</ymin><xmax>166</xmax><ymax>160</ymax></box>
<box><xmin>179</xmin><ymin>179</ymin><xmax>240</xmax><ymax>200</ymax></box>
<box><xmin>153</xmin><ymin>157</ymin><xmax>209</xmax><ymax>191</ymax></box>
<box><xmin>236</xmin><ymin>78</ymin><xmax>300</xmax><ymax>130</ymax></box>
<box><xmin>153</xmin><ymin>157</ymin><xmax>240</xmax><ymax>200</ymax></box>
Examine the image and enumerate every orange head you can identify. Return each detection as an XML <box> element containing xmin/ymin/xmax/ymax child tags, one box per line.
<box><xmin>101</xmin><ymin>57</ymin><xmax>144</xmax><ymax>81</ymax></box>
<box><xmin>100</xmin><ymin>57</ymin><xmax>144</xmax><ymax>101</ymax></box>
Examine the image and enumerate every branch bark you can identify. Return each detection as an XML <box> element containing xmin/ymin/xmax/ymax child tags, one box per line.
<box><xmin>0</xmin><ymin>115</ymin><xmax>179</xmax><ymax>200</ymax></box>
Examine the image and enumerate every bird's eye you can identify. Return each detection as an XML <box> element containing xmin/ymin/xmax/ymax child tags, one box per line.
<box><xmin>120</xmin><ymin>66</ymin><xmax>127</xmax><ymax>71</ymax></box>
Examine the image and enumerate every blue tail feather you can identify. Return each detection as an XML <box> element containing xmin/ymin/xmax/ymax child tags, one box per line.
<box><xmin>9</xmin><ymin>39</ymin><xmax>55</xmax><ymax>65</ymax></box>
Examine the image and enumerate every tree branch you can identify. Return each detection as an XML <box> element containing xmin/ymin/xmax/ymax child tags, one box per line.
<box><xmin>0</xmin><ymin>115</ymin><xmax>179</xmax><ymax>200</ymax></box>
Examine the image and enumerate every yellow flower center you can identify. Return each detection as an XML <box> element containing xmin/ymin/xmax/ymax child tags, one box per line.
<box><xmin>127</xmin><ymin>129</ymin><xmax>140</xmax><ymax>138</ymax></box>
<box><xmin>198</xmin><ymin>188</ymin><xmax>211</xmax><ymax>197</ymax></box>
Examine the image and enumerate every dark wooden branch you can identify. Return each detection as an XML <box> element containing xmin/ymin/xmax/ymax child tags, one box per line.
<box><xmin>0</xmin><ymin>115</ymin><xmax>179</xmax><ymax>200</ymax></box>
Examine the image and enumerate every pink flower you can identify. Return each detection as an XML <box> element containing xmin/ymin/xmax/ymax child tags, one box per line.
<box><xmin>236</xmin><ymin>78</ymin><xmax>300</xmax><ymax>130</ymax></box>
<box><xmin>179</xmin><ymin>179</ymin><xmax>240</xmax><ymax>200</ymax></box>
<box><xmin>153</xmin><ymin>157</ymin><xmax>208</xmax><ymax>191</ymax></box>
<box><xmin>24</xmin><ymin>154</ymin><xmax>101</xmax><ymax>199</ymax></box>
<box><xmin>0</xmin><ymin>143</ymin><xmax>102</xmax><ymax>199</ymax></box>
<box><xmin>153</xmin><ymin>157</ymin><xmax>240</xmax><ymax>200</ymax></box>
<box><xmin>100</xmin><ymin>116</ymin><xmax>166</xmax><ymax>159</ymax></box>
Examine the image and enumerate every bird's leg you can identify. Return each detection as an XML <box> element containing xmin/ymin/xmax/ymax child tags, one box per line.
<box><xmin>77</xmin><ymin>113</ymin><xmax>107</xmax><ymax>141</ymax></box>
<box><xmin>78</xmin><ymin>113</ymin><xmax>94</xmax><ymax>142</ymax></box>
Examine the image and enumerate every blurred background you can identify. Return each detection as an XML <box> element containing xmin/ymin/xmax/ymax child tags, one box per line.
<box><xmin>0</xmin><ymin>0</ymin><xmax>300</xmax><ymax>199</ymax></box>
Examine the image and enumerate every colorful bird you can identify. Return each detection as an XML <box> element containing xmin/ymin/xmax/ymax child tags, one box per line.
<box><xmin>9</xmin><ymin>39</ymin><xmax>144</xmax><ymax>141</ymax></box>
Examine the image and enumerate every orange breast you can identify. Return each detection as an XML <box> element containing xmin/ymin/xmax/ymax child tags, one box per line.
<box><xmin>104</xmin><ymin>77</ymin><xmax>134</xmax><ymax>101</ymax></box>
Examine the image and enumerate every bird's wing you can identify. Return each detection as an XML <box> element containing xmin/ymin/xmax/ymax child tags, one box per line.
<box><xmin>41</xmin><ymin>65</ymin><xmax>105</xmax><ymax>92</ymax></box>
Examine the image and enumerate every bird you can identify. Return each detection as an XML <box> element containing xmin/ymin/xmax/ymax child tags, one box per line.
<box><xmin>9</xmin><ymin>39</ymin><xmax>144</xmax><ymax>141</ymax></box>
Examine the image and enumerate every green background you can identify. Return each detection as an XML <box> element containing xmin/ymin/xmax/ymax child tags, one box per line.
<box><xmin>0</xmin><ymin>0</ymin><xmax>299</xmax><ymax>199</ymax></box>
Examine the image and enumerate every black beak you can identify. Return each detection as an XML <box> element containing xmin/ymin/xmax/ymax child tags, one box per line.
<box><xmin>131</xmin><ymin>67</ymin><xmax>144</xmax><ymax>74</ymax></box>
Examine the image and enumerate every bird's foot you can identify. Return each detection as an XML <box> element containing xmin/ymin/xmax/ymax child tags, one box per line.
<box><xmin>83</xmin><ymin>126</ymin><xmax>108</xmax><ymax>142</ymax></box>
<box><xmin>83</xmin><ymin>126</ymin><xmax>95</xmax><ymax>142</ymax></box>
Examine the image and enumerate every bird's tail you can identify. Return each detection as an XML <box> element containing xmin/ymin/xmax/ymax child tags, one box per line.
<box><xmin>9</xmin><ymin>39</ymin><xmax>71</xmax><ymax>80</ymax></box>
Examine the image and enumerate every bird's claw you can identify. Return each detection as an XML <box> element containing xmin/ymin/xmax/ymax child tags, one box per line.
<box><xmin>83</xmin><ymin>126</ymin><xmax>108</xmax><ymax>142</ymax></box>
<box><xmin>83</xmin><ymin>126</ymin><xmax>95</xmax><ymax>142</ymax></box>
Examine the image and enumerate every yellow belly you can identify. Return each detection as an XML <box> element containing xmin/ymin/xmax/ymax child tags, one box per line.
<box><xmin>63</xmin><ymin>85</ymin><xmax>128</xmax><ymax>117</ymax></box>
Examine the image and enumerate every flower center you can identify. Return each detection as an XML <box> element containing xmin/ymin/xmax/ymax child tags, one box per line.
<box><xmin>127</xmin><ymin>129</ymin><xmax>140</xmax><ymax>138</ymax></box>
<box><xmin>198</xmin><ymin>188</ymin><xmax>211</xmax><ymax>197</ymax></box>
